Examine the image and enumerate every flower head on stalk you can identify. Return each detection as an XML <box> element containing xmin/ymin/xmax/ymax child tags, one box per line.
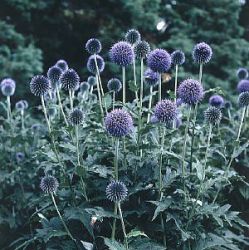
<box><xmin>237</xmin><ymin>68</ymin><xmax>248</xmax><ymax>80</ymax></box>
<box><xmin>154</xmin><ymin>99</ymin><xmax>177</xmax><ymax>124</ymax></box>
<box><xmin>87</xmin><ymin>55</ymin><xmax>105</xmax><ymax>74</ymax></box>
<box><xmin>106</xmin><ymin>180</ymin><xmax>128</xmax><ymax>203</ymax></box>
<box><xmin>30</xmin><ymin>75</ymin><xmax>50</xmax><ymax>96</ymax></box>
<box><xmin>80</xmin><ymin>82</ymin><xmax>90</xmax><ymax>93</ymax></box>
<box><xmin>147</xmin><ymin>49</ymin><xmax>171</xmax><ymax>73</ymax></box>
<box><xmin>40</xmin><ymin>175</ymin><xmax>59</xmax><ymax>193</ymax></box>
<box><xmin>55</xmin><ymin>60</ymin><xmax>68</xmax><ymax>72</ymax></box>
<box><xmin>1</xmin><ymin>78</ymin><xmax>16</xmax><ymax>96</ymax></box>
<box><xmin>134</xmin><ymin>40</ymin><xmax>150</xmax><ymax>59</ymax></box>
<box><xmin>192</xmin><ymin>42</ymin><xmax>212</xmax><ymax>64</ymax></box>
<box><xmin>47</xmin><ymin>66</ymin><xmax>63</xmax><ymax>89</ymax></box>
<box><xmin>110</xmin><ymin>41</ymin><xmax>134</xmax><ymax>67</ymax></box>
<box><xmin>69</xmin><ymin>108</ymin><xmax>84</xmax><ymax>125</ymax></box>
<box><xmin>237</xmin><ymin>79</ymin><xmax>249</xmax><ymax>93</ymax></box>
<box><xmin>60</xmin><ymin>69</ymin><xmax>80</xmax><ymax>91</ymax></box>
<box><xmin>209</xmin><ymin>95</ymin><xmax>224</xmax><ymax>108</ymax></box>
<box><xmin>125</xmin><ymin>29</ymin><xmax>141</xmax><ymax>44</ymax></box>
<box><xmin>105</xmin><ymin>109</ymin><xmax>133</xmax><ymax>137</ymax></box>
<box><xmin>204</xmin><ymin>106</ymin><xmax>222</xmax><ymax>125</ymax></box>
<box><xmin>85</xmin><ymin>38</ymin><xmax>102</xmax><ymax>54</ymax></box>
<box><xmin>238</xmin><ymin>91</ymin><xmax>249</xmax><ymax>107</ymax></box>
<box><xmin>107</xmin><ymin>78</ymin><xmax>122</xmax><ymax>93</ymax></box>
<box><xmin>87</xmin><ymin>76</ymin><xmax>96</xmax><ymax>87</ymax></box>
<box><xmin>144</xmin><ymin>68</ymin><xmax>160</xmax><ymax>87</ymax></box>
<box><xmin>171</xmin><ymin>50</ymin><xmax>185</xmax><ymax>66</ymax></box>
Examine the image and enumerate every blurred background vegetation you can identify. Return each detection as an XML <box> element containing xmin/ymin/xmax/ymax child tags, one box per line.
<box><xmin>0</xmin><ymin>0</ymin><xmax>249</xmax><ymax>102</ymax></box>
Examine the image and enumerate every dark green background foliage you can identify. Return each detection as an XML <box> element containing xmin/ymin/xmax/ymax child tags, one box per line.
<box><xmin>1</xmin><ymin>0</ymin><xmax>249</xmax><ymax>100</ymax></box>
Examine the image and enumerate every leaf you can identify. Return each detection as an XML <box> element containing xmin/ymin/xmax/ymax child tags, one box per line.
<box><xmin>103</xmin><ymin>93</ymin><xmax>112</xmax><ymax>108</ymax></box>
<box><xmin>127</xmin><ymin>229</ymin><xmax>148</xmax><ymax>239</ymax></box>
<box><xmin>130</xmin><ymin>238</ymin><xmax>165</xmax><ymax>250</ymax></box>
<box><xmin>80</xmin><ymin>241</ymin><xmax>94</xmax><ymax>250</ymax></box>
<box><xmin>148</xmin><ymin>198</ymin><xmax>172</xmax><ymax>221</ymax></box>
<box><xmin>239</xmin><ymin>185</ymin><xmax>249</xmax><ymax>200</ymax></box>
<box><xmin>85</xmin><ymin>206</ymin><xmax>119</xmax><ymax>219</ymax></box>
<box><xmin>103</xmin><ymin>238</ymin><xmax>126</xmax><ymax>250</ymax></box>
<box><xmin>232</xmin><ymin>141</ymin><xmax>249</xmax><ymax>158</ymax></box>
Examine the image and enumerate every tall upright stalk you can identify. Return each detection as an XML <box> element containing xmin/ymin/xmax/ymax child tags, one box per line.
<box><xmin>41</xmin><ymin>95</ymin><xmax>51</xmax><ymax>133</ymax></box>
<box><xmin>140</xmin><ymin>58</ymin><xmax>144</xmax><ymax>112</ymax></box>
<box><xmin>174</xmin><ymin>64</ymin><xmax>179</xmax><ymax>104</ymax></box>
<box><xmin>95</xmin><ymin>73</ymin><xmax>104</xmax><ymax>118</ymax></box>
<box><xmin>56</xmin><ymin>86</ymin><xmax>68</xmax><ymax>126</ymax></box>
<box><xmin>122</xmin><ymin>67</ymin><xmax>126</xmax><ymax>104</ymax></box>
<box><xmin>69</xmin><ymin>89</ymin><xmax>74</xmax><ymax>111</ymax></box>
<box><xmin>112</xmin><ymin>92</ymin><xmax>116</xmax><ymax>110</ymax></box>
<box><xmin>158</xmin><ymin>74</ymin><xmax>162</xmax><ymax>102</ymax></box>
<box><xmin>7</xmin><ymin>96</ymin><xmax>12</xmax><ymax>122</ymax></box>
<box><xmin>147</xmin><ymin>86</ymin><xmax>153</xmax><ymax>123</ymax></box>
<box><xmin>132</xmin><ymin>59</ymin><xmax>139</xmax><ymax>104</ymax></box>
<box><xmin>94</xmin><ymin>54</ymin><xmax>104</xmax><ymax>97</ymax></box>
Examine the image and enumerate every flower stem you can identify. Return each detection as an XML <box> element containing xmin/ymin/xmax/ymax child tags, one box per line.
<box><xmin>41</xmin><ymin>95</ymin><xmax>51</xmax><ymax>134</ymax></box>
<box><xmin>147</xmin><ymin>86</ymin><xmax>153</xmax><ymax>123</ymax></box>
<box><xmin>140</xmin><ymin>58</ymin><xmax>144</xmax><ymax>112</ymax></box>
<box><xmin>174</xmin><ymin>64</ymin><xmax>178</xmax><ymax>104</ymax></box>
<box><xmin>94</xmin><ymin>54</ymin><xmax>104</xmax><ymax>97</ymax></box>
<box><xmin>21</xmin><ymin>110</ymin><xmax>25</xmax><ymax>131</ymax></box>
<box><xmin>133</xmin><ymin>59</ymin><xmax>139</xmax><ymax>104</ymax></box>
<box><xmin>69</xmin><ymin>89</ymin><xmax>74</xmax><ymax>111</ymax></box>
<box><xmin>158</xmin><ymin>74</ymin><xmax>162</xmax><ymax>102</ymax></box>
<box><xmin>117</xmin><ymin>202</ymin><xmax>129</xmax><ymax>250</ymax></box>
<box><xmin>122</xmin><ymin>67</ymin><xmax>126</xmax><ymax>104</ymax></box>
<box><xmin>75</xmin><ymin>125</ymin><xmax>80</xmax><ymax>166</ymax></box>
<box><xmin>95</xmin><ymin>73</ymin><xmax>104</xmax><ymax>118</ymax></box>
<box><xmin>7</xmin><ymin>96</ymin><xmax>12</xmax><ymax>122</ymax></box>
<box><xmin>56</xmin><ymin>86</ymin><xmax>69</xmax><ymax>126</ymax></box>
<box><xmin>113</xmin><ymin>92</ymin><xmax>115</xmax><ymax>110</ymax></box>
<box><xmin>199</xmin><ymin>63</ymin><xmax>203</xmax><ymax>85</ymax></box>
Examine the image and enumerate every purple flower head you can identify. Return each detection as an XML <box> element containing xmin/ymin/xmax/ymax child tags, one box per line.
<box><xmin>85</xmin><ymin>38</ymin><xmax>102</xmax><ymax>54</ymax></box>
<box><xmin>144</xmin><ymin>68</ymin><xmax>160</xmax><ymax>87</ymax></box>
<box><xmin>154</xmin><ymin>99</ymin><xmax>177</xmax><ymax>123</ymax></box>
<box><xmin>87</xmin><ymin>76</ymin><xmax>96</xmax><ymax>86</ymax></box>
<box><xmin>110</xmin><ymin>41</ymin><xmax>134</xmax><ymax>67</ymax></box>
<box><xmin>106</xmin><ymin>180</ymin><xmax>128</xmax><ymax>203</ymax></box>
<box><xmin>192</xmin><ymin>42</ymin><xmax>212</xmax><ymax>64</ymax></box>
<box><xmin>80</xmin><ymin>81</ymin><xmax>90</xmax><ymax>93</ymax></box>
<box><xmin>15</xmin><ymin>100</ymin><xmax>25</xmax><ymax>111</ymax></box>
<box><xmin>55</xmin><ymin>60</ymin><xmax>68</xmax><ymax>72</ymax></box>
<box><xmin>209</xmin><ymin>95</ymin><xmax>224</xmax><ymax>108</ymax></box>
<box><xmin>175</xmin><ymin>117</ymin><xmax>182</xmax><ymax>128</ymax></box>
<box><xmin>147</xmin><ymin>49</ymin><xmax>171</xmax><ymax>73</ymax></box>
<box><xmin>30</xmin><ymin>75</ymin><xmax>50</xmax><ymax>96</ymax></box>
<box><xmin>237</xmin><ymin>68</ymin><xmax>248</xmax><ymax>80</ymax></box>
<box><xmin>107</xmin><ymin>78</ymin><xmax>122</xmax><ymax>93</ymax></box>
<box><xmin>178</xmin><ymin>79</ymin><xmax>204</xmax><ymax>105</ymax></box>
<box><xmin>166</xmin><ymin>116</ymin><xmax>182</xmax><ymax>129</ymax></box>
<box><xmin>237</xmin><ymin>79</ymin><xmax>249</xmax><ymax>93</ymax></box>
<box><xmin>125</xmin><ymin>29</ymin><xmax>141</xmax><ymax>44</ymax></box>
<box><xmin>224</xmin><ymin>101</ymin><xmax>231</xmax><ymax>109</ymax></box>
<box><xmin>171</xmin><ymin>50</ymin><xmax>185</xmax><ymax>66</ymax></box>
<box><xmin>69</xmin><ymin>108</ymin><xmax>84</xmax><ymax>125</ymax></box>
<box><xmin>59</xmin><ymin>69</ymin><xmax>80</xmax><ymax>91</ymax></box>
<box><xmin>47</xmin><ymin>66</ymin><xmax>63</xmax><ymax>89</ymax></box>
<box><xmin>105</xmin><ymin>109</ymin><xmax>133</xmax><ymax>137</ymax></box>
<box><xmin>150</xmin><ymin>115</ymin><xmax>159</xmax><ymax>124</ymax></box>
<box><xmin>238</xmin><ymin>91</ymin><xmax>249</xmax><ymax>107</ymax></box>
<box><xmin>134</xmin><ymin>40</ymin><xmax>150</xmax><ymax>59</ymax></box>
<box><xmin>40</xmin><ymin>175</ymin><xmax>59</xmax><ymax>193</ymax></box>
<box><xmin>204</xmin><ymin>106</ymin><xmax>222</xmax><ymax>125</ymax></box>
<box><xmin>1</xmin><ymin>78</ymin><xmax>16</xmax><ymax>96</ymax></box>
<box><xmin>87</xmin><ymin>55</ymin><xmax>105</xmax><ymax>74</ymax></box>
<box><xmin>176</xmin><ymin>98</ymin><xmax>183</xmax><ymax>107</ymax></box>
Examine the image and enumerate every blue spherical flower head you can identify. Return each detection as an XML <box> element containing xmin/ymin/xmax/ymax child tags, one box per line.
<box><xmin>192</xmin><ymin>42</ymin><xmax>212</xmax><ymax>64</ymax></box>
<box><xmin>209</xmin><ymin>95</ymin><xmax>224</xmax><ymax>108</ymax></box>
<box><xmin>107</xmin><ymin>78</ymin><xmax>122</xmax><ymax>93</ymax></box>
<box><xmin>60</xmin><ymin>69</ymin><xmax>80</xmax><ymax>91</ymax></box>
<box><xmin>150</xmin><ymin>115</ymin><xmax>159</xmax><ymax>124</ymax></box>
<box><xmin>147</xmin><ymin>49</ymin><xmax>171</xmax><ymax>73</ymax></box>
<box><xmin>87</xmin><ymin>55</ymin><xmax>105</xmax><ymax>74</ymax></box>
<box><xmin>1</xmin><ymin>78</ymin><xmax>16</xmax><ymax>96</ymax></box>
<box><xmin>87</xmin><ymin>76</ymin><xmax>96</xmax><ymax>86</ymax></box>
<box><xmin>15</xmin><ymin>100</ymin><xmax>25</xmax><ymax>111</ymax></box>
<box><xmin>204</xmin><ymin>106</ymin><xmax>222</xmax><ymax>125</ymax></box>
<box><xmin>80</xmin><ymin>81</ymin><xmax>90</xmax><ymax>93</ymax></box>
<box><xmin>40</xmin><ymin>175</ymin><xmax>59</xmax><ymax>193</ymax></box>
<box><xmin>134</xmin><ymin>40</ymin><xmax>150</xmax><ymax>59</ymax></box>
<box><xmin>237</xmin><ymin>79</ymin><xmax>249</xmax><ymax>93</ymax></box>
<box><xmin>171</xmin><ymin>50</ymin><xmax>185</xmax><ymax>66</ymax></box>
<box><xmin>105</xmin><ymin>109</ymin><xmax>133</xmax><ymax>137</ymax></box>
<box><xmin>238</xmin><ymin>91</ymin><xmax>249</xmax><ymax>107</ymax></box>
<box><xmin>154</xmin><ymin>99</ymin><xmax>177</xmax><ymax>123</ymax></box>
<box><xmin>176</xmin><ymin>98</ymin><xmax>183</xmax><ymax>107</ymax></box>
<box><xmin>69</xmin><ymin>108</ymin><xmax>84</xmax><ymax>125</ymax></box>
<box><xmin>224</xmin><ymin>101</ymin><xmax>231</xmax><ymax>109</ymax></box>
<box><xmin>110</xmin><ymin>41</ymin><xmax>134</xmax><ymax>67</ymax></box>
<box><xmin>125</xmin><ymin>29</ymin><xmax>141</xmax><ymax>44</ymax></box>
<box><xmin>237</xmin><ymin>68</ymin><xmax>248</xmax><ymax>80</ymax></box>
<box><xmin>85</xmin><ymin>38</ymin><xmax>102</xmax><ymax>54</ymax></box>
<box><xmin>178</xmin><ymin>79</ymin><xmax>204</xmax><ymax>105</ymax></box>
<box><xmin>56</xmin><ymin>60</ymin><xmax>68</xmax><ymax>72</ymax></box>
<box><xmin>22</xmin><ymin>100</ymin><xmax>29</xmax><ymax>109</ymax></box>
<box><xmin>16</xmin><ymin>152</ymin><xmax>25</xmax><ymax>163</ymax></box>
<box><xmin>30</xmin><ymin>75</ymin><xmax>50</xmax><ymax>96</ymax></box>
<box><xmin>144</xmin><ymin>68</ymin><xmax>160</xmax><ymax>87</ymax></box>
<box><xmin>47</xmin><ymin>66</ymin><xmax>63</xmax><ymax>89</ymax></box>
<box><xmin>106</xmin><ymin>180</ymin><xmax>128</xmax><ymax>203</ymax></box>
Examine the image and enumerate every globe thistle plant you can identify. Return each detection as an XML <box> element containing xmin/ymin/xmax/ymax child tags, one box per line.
<box><xmin>134</xmin><ymin>40</ymin><xmax>150</xmax><ymax>59</ymax></box>
<box><xmin>171</xmin><ymin>50</ymin><xmax>185</xmax><ymax>66</ymax></box>
<box><xmin>154</xmin><ymin>99</ymin><xmax>177</xmax><ymax>124</ymax></box>
<box><xmin>237</xmin><ymin>67</ymin><xmax>248</xmax><ymax>80</ymax></box>
<box><xmin>87</xmin><ymin>55</ymin><xmax>105</xmax><ymax>74</ymax></box>
<box><xmin>30</xmin><ymin>75</ymin><xmax>50</xmax><ymax>97</ymax></box>
<box><xmin>107</xmin><ymin>78</ymin><xmax>122</xmax><ymax>93</ymax></box>
<box><xmin>144</xmin><ymin>68</ymin><xmax>160</xmax><ymax>87</ymax></box>
<box><xmin>85</xmin><ymin>38</ymin><xmax>102</xmax><ymax>54</ymax></box>
<box><xmin>238</xmin><ymin>91</ymin><xmax>249</xmax><ymax>107</ymax></box>
<box><xmin>125</xmin><ymin>29</ymin><xmax>141</xmax><ymax>44</ymax></box>
<box><xmin>1</xmin><ymin>78</ymin><xmax>16</xmax><ymax>96</ymax></box>
<box><xmin>237</xmin><ymin>79</ymin><xmax>249</xmax><ymax>93</ymax></box>
<box><xmin>106</xmin><ymin>180</ymin><xmax>128</xmax><ymax>203</ymax></box>
<box><xmin>209</xmin><ymin>95</ymin><xmax>224</xmax><ymax>108</ymax></box>
<box><xmin>69</xmin><ymin>108</ymin><xmax>84</xmax><ymax>126</ymax></box>
<box><xmin>204</xmin><ymin>106</ymin><xmax>222</xmax><ymax>125</ymax></box>
<box><xmin>178</xmin><ymin>79</ymin><xmax>204</xmax><ymax>105</ymax></box>
<box><xmin>88</xmin><ymin>76</ymin><xmax>96</xmax><ymax>87</ymax></box>
<box><xmin>15</xmin><ymin>100</ymin><xmax>25</xmax><ymax>111</ymax></box>
<box><xmin>55</xmin><ymin>59</ymin><xmax>68</xmax><ymax>72</ymax></box>
<box><xmin>192</xmin><ymin>42</ymin><xmax>212</xmax><ymax>65</ymax></box>
<box><xmin>40</xmin><ymin>175</ymin><xmax>59</xmax><ymax>193</ymax></box>
<box><xmin>47</xmin><ymin>66</ymin><xmax>63</xmax><ymax>89</ymax></box>
<box><xmin>80</xmin><ymin>81</ymin><xmax>90</xmax><ymax>93</ymax></box>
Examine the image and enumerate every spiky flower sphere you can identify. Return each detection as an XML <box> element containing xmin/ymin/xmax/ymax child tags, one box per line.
<box><xmin>154</xmin><ymin>99</ymin><xmax>177</xmax><ymax>123</ymax></box>
<box><xmin>16</xmin><ymin>152</ymin><xmax>25</xmax><ymax>163</ymax></box>
<box><xmin>204</xmin><ymin>106</ymin><xmax>222</xmax><ymax>125</ymax></box>
<box><xmin>48</xmin><ymin>107</ymin><xmax>57</xmax><ymax>117</ymax></box>
<box><xmin>69</xmin><ymin>108</ymin><xmax>84</xmax><ymax>125</ymax></box>
<box><xmin>134</xmin><ymin>40</ymin><xmax>150</xmax><ymax>59</ymax></box>
<box><xmin>80</xmin><ymin>81</ymin><xmax>90</xmax><ymax>93</ymax></box>
<box><xmin>192</xmin><ymin>42</ymin><xmax>212</xmax><ymax>64</ymax></box>
<box><xmin>125</xmin><ymin>29</ymin><xmax>141</xmax><ymax>44</ymax></box>
<box><xmin>87</xmin><ymin>55</ymin><xmax>105</xmax><ymax>74</ymax></box>
<box><xmin>85</xmin><ymin>38</ymin><xmax>102</xmax><ymax>54</ymax></box>
<box><xmin>15</xmin><ymin>100</ymin><xmax>25</xmax><ymax>111</ymax></box>
<box><xmin>171</xmin><ymin>50</ymin><xmax>185</xmax><ymax>66</ymax></box>
<box><xmin>237</xmin><ymin>68</ymin><xmax>248</xmax><ymax>80</ymax></box>
<box><xmin>238</xmin><ymin>91</ymin><xmax>249</xmax><ymax>107</ymax></box>
<box><xmin>224</xmin><ymin>101</ymin><xmax>231</xmax><ymax>109</ymax></box>
<box><xmin>144</xmin><ymin>68</ymin><xmax>160</xmax><ymax>87</ymax></box>
<box><xmin>106</xmin><ymin>180</ymin><xmax>128</xmax><ymax>203</ymax></box>
<box><xmin>1</xmin><ymin>78</ymin><xmax>16</xmax><ymax>96</ymax></box>
<box><xmin>47</xmin><ymin>66</ymin><xmax>63</xmax><ymax>89</ymax></box>
<box><xmin>56</xmin><ymin>60</ymin><xmax>68</xmax><ymax>72</ymax></box>
<box><xmin>178</xmin><ymin>79</ymin><xmax>204</xmax><ymax>105</ymax></box>
<box><xmin>107</xmin><ymin>78</ymin><xmax>122</xmax><ymax>93</ymax></box>
<box><xmin>87</xmin><ymin>76</ymin><xmax>96</xmax><ymax>86</ymax></box>
<box><xmin>209</xmin><ymin>95</ymin><xmax>224</xmax><ymax>108</ymax></box>
<box><xmin>40</xmin><ymin>175</ymin><xmax>59</xmax><ymax>193</ymax></box>
<box><xmin>110</xmin><ymin>41</ymin><xmax>134</xmax><ymax>67</ymax></box>
<box><xmin>60</xmin><ymin>69</ymin><xmax>80</xmax><ymax>91</ymax></box>
<box><xmin>105</xmin><ymin>109</ymin><xmax>133</xmax><ymax>137</ymax></box>
<box><xmin>176</xmin><ymin>98</ymin><xmax>183</xmax><ymax>107</ymax></box>
<box><xmin>147</xmin><ymin>49</ymin><xmax>171</xmax><ymax>73</ymax></box>
<box><xmin>150</xmin><ymin>115</ymin><xmax>159</xmax><ymax>124</ymax></box>
<box><xmin>237</xmin><ymin>80</ymin><xmax>249</xmax><ymax>93</ymax></box>
<box><xmin>30</xmin><ymin>75</ymin><xmax>50</xmax><ymax>96</ymax></box>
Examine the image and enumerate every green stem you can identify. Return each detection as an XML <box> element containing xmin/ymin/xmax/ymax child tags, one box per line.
<box><xmin>94</xmin><ymin>54</ymin><xmax>104</xmax><ymax>97</ymax></box>
<box><xmin>95</xmin><ymin>73</ymin><xmax>104</xmax><ymax>119</ymax></box>
<box><xmin>236</xmin><ymin>106</ymin><xmax>246</xmax><ymax>141</ymax></box>
<box><xmin>117</xmin><ymin>202</ymin><xmax>129</xmax><ymax>250</ymax></box>
<box><xmin>69</xmin><ymin>89</ymin><xmax>73</xmax><ymax>111</ymax></box>
<box><xmin>133</xmin><ymin>59</ymin><xmax>139</xmax><ymax>104</ymax></box>
<box><xmin>41</xmin><ymin>95</ymin><xmax>51</xmax><ymax>133</ymax></box>
<box><xmin>147</xmin><ymin>86</ymin><xmax>153</xmax><ymax>123</ymax></box>
<box><xmin>140</xmin><ymin>58</ymin><xmax>144</xmax><ymax>112</ymax></box>
<box><xmin>7</xmin><ymin>96</ymin><xmax>12</xmax><ymax>121</ymax></box>
<box><xmin>174</xmin><ymin>64</ymin><xmax>178</xmax><ymax>104</ymax></box>
<box><xmin>199</xmin><ymin>63</ymin><xmax>203</xmax><ymax>85</ymax></box>
<box><xmin>56</xmin><ymin>86</ymin><xmax>69</xmax><ymax>126</ymax></box>
<box><xmin>21</xmin><ymin>110</ymin><xmax>25</xmax><ymax>131</ymax></box>
<box><xmin>113</xmin><ymin>92</ymin><xmax>115</xmax><ymax>110</ymax></box>
<box><xmin>75</xmin><ymin>125</ymin><xmax>80</xmax><ymax>166</ymax></box>
<box><xmin>122</xmin><ymin>67</ymin><xmax>126</xmax><ymax>104</ymax></box>
<box><xmin>158</xmin><ymin>74</ymin><xmax>162</xmax><ymax>102</ymax></box>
